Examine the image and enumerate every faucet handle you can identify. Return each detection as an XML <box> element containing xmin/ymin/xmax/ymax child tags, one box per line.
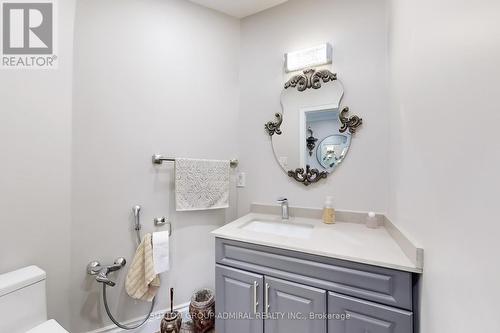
<box><xmin>87</xmin><ymin>261</ymin><xmax>102</xmax><ymax>275</ymax></box>
<box><xmin>96</xmin><ymin>273</ymin><xmax>116</xmax><ymax>287</ymax></box>
<box><xmin>277</xmin><ymin>197</ymin><xmax>288</xmax><ymax>203</ymax></box>
<box><xmin>107</xmin><ymin>257</ymin><xmax>127</xmax><ymax>272</ymax></box>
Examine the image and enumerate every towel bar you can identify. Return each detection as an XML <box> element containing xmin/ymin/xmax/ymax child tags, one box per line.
<box><xmin>152</xmin><ymin>154</ymin><xmax>238</xmax><ymax>168</ymax></box>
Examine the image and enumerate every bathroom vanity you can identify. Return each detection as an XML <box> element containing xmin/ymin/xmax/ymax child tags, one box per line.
<box><xmin>212</xmin><ymin>206</ymin><xmax>423</xmax><ymax>333</ymax></box>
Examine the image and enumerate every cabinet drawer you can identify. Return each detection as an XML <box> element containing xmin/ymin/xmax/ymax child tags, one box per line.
<box><xmin>216</xmin><ymin>238</ymin><xmax>412</xmax><ymax>310</ymax></box>
<box><xmin>328</xmin><ymin>292</ymin><xmax>413</xmax><ymax>333</ymax></box>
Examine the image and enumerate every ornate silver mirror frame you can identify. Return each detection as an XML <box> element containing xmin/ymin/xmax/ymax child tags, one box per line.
<box><xmin>265</xmin><ymin>69</ymin><xmax>363</xmax><ymax>186</ymax></box>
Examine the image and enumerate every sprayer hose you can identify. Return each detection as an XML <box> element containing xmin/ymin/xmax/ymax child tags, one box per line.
<box><xmin>102</xmin><ymin>283</ymin><xmax>156</xmax><ymax>330</ymax></box>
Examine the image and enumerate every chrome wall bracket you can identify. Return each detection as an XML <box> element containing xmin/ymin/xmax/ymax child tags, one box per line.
<box><xmin>154</xmin><ymin>217</ymin><xmax>172</xmax><ymax>236</ymax></box>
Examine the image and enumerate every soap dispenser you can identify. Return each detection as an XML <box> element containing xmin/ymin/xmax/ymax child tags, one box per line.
<box><xmin>322</xmin><ymin>196</ymin><xmax>335</xmax><ymax>224</ymax></box>
<box><xmin>366</xmin><ymin>212</ymin><xmax>379</xmax><ymax>229</ymax></box>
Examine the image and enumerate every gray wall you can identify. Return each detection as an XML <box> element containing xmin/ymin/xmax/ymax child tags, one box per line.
<box><xmin>0</xmin><ymin>0</ymin><xmax>76</xmax><ymax>328</ymax></box>
<box><xmin>387</xmin><ymin>0</ymin><xmax>500</xmax><ymax>331</ymax></box>
<box><xmin>69</xmin><ymin>0</ymin><xmax>240</xmax><ymax>331</ymax></box>
<box><xmin>237</xmin><ymin>0</ymin><xmax>390</xmax><ymax>214</ymax></box>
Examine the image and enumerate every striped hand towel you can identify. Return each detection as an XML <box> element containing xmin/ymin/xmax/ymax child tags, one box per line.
<box><xmin>125</xmin><ymin>233</ymin><xmax>160</xmax><ymax>302</ymax></box>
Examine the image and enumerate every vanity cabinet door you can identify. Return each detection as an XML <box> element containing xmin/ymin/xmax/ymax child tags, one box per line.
<box><xmin>264</xmin><ymin>276</ymin><xmax>327</xmax><ymax>333</ymax></box>
<box><xmin>328</xmin><ymin>292</ymin><xmax>413</xmax><ymax>333</ymax></box>
<box><xmin>215</xmin><ymin>265</ymin><xmax>264</xmax><ymax>333</ymax></box>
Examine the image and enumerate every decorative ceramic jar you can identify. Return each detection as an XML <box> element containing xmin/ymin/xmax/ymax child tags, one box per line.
<box><xmin>189</xmin><ymin>289</ymin><xmax>215</xmax><ymax>333</ymax></box>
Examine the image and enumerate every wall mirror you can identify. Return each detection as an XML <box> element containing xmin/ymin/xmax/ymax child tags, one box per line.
<box><xmin>265</xmin><ymin>69</ymin><xmax>362</xmax><ymax>186</ymax></box>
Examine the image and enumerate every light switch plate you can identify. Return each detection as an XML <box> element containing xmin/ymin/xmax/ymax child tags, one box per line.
<box><xmin>279</xmin><ymin>156</ymin><xmax>288</xmax><ymax>169</ymax></box>
<box><xmin>237</xmin><ymin>172</ymin><xmax>246</xmax><ymax>188</ymax></box>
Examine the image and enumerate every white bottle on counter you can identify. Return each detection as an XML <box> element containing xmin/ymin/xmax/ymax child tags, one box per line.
<box><xmin>366</xmin><ymin>212</ymin><xmax>379</xmax><ymax>229</ymax></box>
<box><xmin>322</xmin><ymin>196</ymin><xmax>336</xmax><ymax>224</ymax></box>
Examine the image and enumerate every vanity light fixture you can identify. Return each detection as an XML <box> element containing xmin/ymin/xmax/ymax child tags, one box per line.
<box><xmin>285</xmin><ymin>43</ymin><xmax>333</xmax><ymax>72</ymax></box>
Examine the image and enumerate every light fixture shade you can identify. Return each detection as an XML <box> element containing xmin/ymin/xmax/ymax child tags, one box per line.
<box><xmin>285</xmin><ymin>43</ymin><xmax>333</xmax><ymax>73</ymax></box>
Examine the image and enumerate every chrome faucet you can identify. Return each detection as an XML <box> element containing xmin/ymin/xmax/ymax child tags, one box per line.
<box><xmin>87</xmin><ymin>257</ymin><xmax>127</xmax><ymax>287</ymax></box>
<box><xmin>277</xmin><ymin>197</ymin><xmax>289</xmax><ymax>221</ymax></box>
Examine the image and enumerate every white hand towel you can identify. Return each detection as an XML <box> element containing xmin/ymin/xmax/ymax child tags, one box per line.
<box><xmin>152</xmin><ymin>231</ymin><xmax>170</xmax><ymax>274</ymax></box>
<box><xmin>125</xmin><ymin>233</ymin><xmax>160</xmax><ymax>302</ymax></box>
<box><xmin>175</xmin><ymin>158</ymin><xmax>230</xmax><ymax>211</ymax></box>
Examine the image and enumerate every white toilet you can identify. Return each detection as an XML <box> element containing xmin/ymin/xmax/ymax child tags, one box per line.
<box><xmin>0</xmin><ymin>266</ymin><xmax>69</xmax><ymax>333</ymax></box>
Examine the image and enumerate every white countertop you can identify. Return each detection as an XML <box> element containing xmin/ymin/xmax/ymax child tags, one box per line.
<box><xmin>212</xmin><ymin>213</ymin><xmax>422</xmax><ymax>273</ymax></box>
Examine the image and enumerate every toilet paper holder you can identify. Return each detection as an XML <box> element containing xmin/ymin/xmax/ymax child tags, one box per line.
<box><xmin>154</xmin><ymin>217</ymin><xmax>172</xmax><ymax>236</ymax></box>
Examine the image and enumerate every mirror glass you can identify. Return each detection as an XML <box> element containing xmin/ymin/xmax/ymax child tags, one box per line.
<box><xmin>272</xmin><ymin>78</ymin><xmax>350</xmax><ymax>174</ymax></box>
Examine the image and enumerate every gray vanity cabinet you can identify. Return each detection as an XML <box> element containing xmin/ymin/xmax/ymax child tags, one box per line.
<box><xmin>215</xmin><ymin>265</ymin><xmax>263</xmax><ymax>333</ymax></box>
<box><xmin>215</xmin><ymin>266</ymin><xmax>327</xmax><ymax>333</ymax></box>
<box><xmin>215</xmin><ymin>238</ymin><xmax>417</xmax><ymax>333</ymax></box>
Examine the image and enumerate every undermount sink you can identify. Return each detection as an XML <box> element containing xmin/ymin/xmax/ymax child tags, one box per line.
<box><xmin>241</xmin><ymin>220</ymin><xmax>314</xmax><ymax>239</ymax></box>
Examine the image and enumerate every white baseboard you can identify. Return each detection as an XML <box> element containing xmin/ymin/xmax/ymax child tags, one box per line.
<box><xmin>85</xmin><ymin>302</ymin><xmax>190</xmax><ymax>333</ymax></box>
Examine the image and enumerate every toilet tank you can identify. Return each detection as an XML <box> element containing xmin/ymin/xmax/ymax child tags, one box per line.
<box><xmin>0</xmin><ymin>266</ymin><xmax>48</xmax><ymax>333</ymax></box>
